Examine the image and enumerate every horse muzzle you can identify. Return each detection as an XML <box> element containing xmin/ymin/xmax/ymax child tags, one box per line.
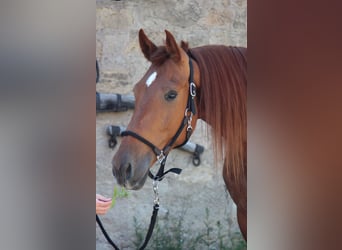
<box><xmin>112</xmin><ymin>151</ymin><xmax>153</xmax><ymax>190</ymax></box>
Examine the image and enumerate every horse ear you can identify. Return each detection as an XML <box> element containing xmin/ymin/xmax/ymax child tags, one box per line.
<box><xmin>139</xmin><ymin>29</ymin><xmax>157</xmax><ymax>61</ymax></box>
<box><xmin>165</xmin><ymin>30</ymin><xmax>181</xmax><ymax>62</ymax></box>
<box><xmin>180</xmin><ymin>40</ymin><xmax>189</xmax><ymax>52</ymax></box>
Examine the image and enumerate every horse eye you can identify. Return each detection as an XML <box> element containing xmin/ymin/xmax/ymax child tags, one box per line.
<box><xmin>164</xmin><ymin>90</ymin><xmax>178</xmax><ymax>101</ymax></box>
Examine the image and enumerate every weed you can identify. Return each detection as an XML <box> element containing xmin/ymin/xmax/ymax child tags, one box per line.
<box><xmin>132</xmin><ymin>206</ymin><xmax>246</xmax><ymax>250</ymax></box>
<box><xmin>110</xmin><ymin>186</ymin><xmax>129</xmax><ymax>208</ymax></box>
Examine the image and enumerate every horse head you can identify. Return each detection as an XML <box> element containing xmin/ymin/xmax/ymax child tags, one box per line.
<box><xmin>112</xmin><ymin>29</ymin><xmax>199</xmax><ymax>190</ymax></box>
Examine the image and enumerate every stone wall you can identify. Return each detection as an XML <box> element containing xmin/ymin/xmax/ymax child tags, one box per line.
<box><xmin>96</xmin><ymin>0</ymin><xmax>246</xmax><ymax>92</ymax></box>
<box><xmin>96</xmin><ymin>0</ymin><xmax>246</xmax><ymax>249</ymax></box>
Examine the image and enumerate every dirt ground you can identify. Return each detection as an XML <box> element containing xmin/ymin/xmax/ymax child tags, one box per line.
<box><xmin>96</xmin><ymin>111</ymin><xmax>245</xmax><ymax>249</ymax></box>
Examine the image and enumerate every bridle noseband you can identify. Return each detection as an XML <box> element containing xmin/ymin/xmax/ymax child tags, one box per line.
<box><xmin>121</xmin><ymin>57</ymin><xmax>197</xmax><ymax>181</ymax></box>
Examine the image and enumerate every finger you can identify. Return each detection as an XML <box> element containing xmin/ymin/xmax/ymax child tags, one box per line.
<box><xmin>96</xmin><ymin>206</ymin><xmax>111</xmax><ymax>215</ymax></box>
<box><xmin>96</xmin><ymin>199</ymin><xmax>112</xmax><ymax>206</ymax></box>
<box><xmin>96</xmin><ymin>194</ymin><xmax>110</xmax><ymax>200</ymax></box>
<box><xmin>96</xmin><ymin>194</ymin><xmax>111</xmax><ymax>201</ymax></box>
<box><xmin>97</xmin><ymin>198</ymin><xmax>112</xmax><ymax>202</ymax></box>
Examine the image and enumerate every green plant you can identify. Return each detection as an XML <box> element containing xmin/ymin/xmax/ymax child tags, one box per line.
<box><xmin>132</xmin><ymin>216</ymin><xmax>144</xmax><ymax>248</ymax></box>
<box><xmin>110</xmin><ymin>186</ymin><xmax>129</xmax><ymax>208</ymax></box>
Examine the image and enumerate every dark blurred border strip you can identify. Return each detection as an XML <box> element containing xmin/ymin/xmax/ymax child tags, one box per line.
<box><xmin>248</xmin><ymin>0</ymin><xmax>342</xmax><ymax>250</ymax></box>
<box><xmin>0</xmin><ymin>0</ymin><xmax>95</xmax><ymax>249</ymax></box>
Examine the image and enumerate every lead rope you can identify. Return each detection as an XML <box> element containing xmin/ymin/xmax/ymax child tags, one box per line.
<box><xmin>96</xmin><ymin>179</ymin><xmax>161</xmax><ymax>250</ymax></box>
<box><xmin>96</xmin><ymin>215</ymin><xmax>120</xmax><ymax>250</ymax></box>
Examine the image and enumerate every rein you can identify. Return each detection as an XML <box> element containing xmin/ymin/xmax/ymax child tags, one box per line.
<box><xmin>97</xmin><ymin>57</ymin><xmax>197</xmax><ymax>250</ymax></box>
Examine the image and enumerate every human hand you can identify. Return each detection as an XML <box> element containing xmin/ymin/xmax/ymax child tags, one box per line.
<box><xmin>96</xmin><ymin>194</ymin><xmax>112</xmax><ymax>215</ymax></box>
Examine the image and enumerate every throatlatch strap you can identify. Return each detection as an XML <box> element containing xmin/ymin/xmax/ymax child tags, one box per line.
<box><xmin>188</xmin><ymin>58</ymin><xmax>196</xmax><ymax>115</ymax></box>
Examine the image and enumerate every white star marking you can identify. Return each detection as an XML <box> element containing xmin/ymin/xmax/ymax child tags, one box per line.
<box><xmin>146</xmin><ymin>71</ymin><xmax>157</xmax><ymax>87</ymax></box>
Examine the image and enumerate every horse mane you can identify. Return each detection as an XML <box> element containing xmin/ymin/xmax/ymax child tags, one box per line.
<box><xmin>187</xmin><ymin>45</ymin><xmax>247</xmax><ymax>183</ymax></box>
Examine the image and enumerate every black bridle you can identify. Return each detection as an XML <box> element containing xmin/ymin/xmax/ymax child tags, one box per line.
<box><xmin>97</xmin><ymin>57</ymin><xmax>197</xmax><ymax>250</ymax></box>
<box><xmin>121</xmin><ymin>57</ymin><xmax>197</xmax><ymax>181</ymax></box>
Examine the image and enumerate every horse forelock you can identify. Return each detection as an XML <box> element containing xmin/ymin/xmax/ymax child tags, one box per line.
<box><xmin>149</xmin><ymin>46</ymin><xmax>170</xmax><ymax>66</ymax></box>
<box><xmin>148</xmin><ymin>42</ymin><xmax>189</xmax><ymax>67</ymax></box>
<box><xmin>189</xmin><ymin>45</ymin><xmax>247</xmax><ymax>184</ymax></box>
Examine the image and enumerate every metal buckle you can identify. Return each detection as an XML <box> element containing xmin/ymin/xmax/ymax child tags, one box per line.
<box><xmin>184</xmin><ymin>109</ymin><xmax>193</xmax><ymax>131</ymax></box>
<box><xmin>157</xmin><ymin>150</ymin><xmax>165</xmax><ymax>163</ymax></box>
<box><xmin>190</xmin><ymin>82</ymin><xmax>196</xmax><ymax>97</ymax></box>
<box><xmin>184</xmin><ymin>108</ymin><xmax>192</xmax><ymax>117</ymax></box>
<box><xmin>153</xmin><ymin>180</ymin><xmax>160</xmax><ymax>205</ymax></box>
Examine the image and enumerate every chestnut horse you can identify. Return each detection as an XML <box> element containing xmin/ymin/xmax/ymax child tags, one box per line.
<box><xmin>112</xmin><ymin>29</ymin><xmax>247</xmax><ymax>240</ymax></box>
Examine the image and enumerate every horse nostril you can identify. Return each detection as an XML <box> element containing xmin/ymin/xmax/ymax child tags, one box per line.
<box><xmin>112</xmin><ymin>166</ymin><xmax>117</xmax><ymax>177</ymax></box>
<box><xmin>125</xmin><ymin>163</ymin><xmax>133</xmax><ymax>180</ymax></box>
